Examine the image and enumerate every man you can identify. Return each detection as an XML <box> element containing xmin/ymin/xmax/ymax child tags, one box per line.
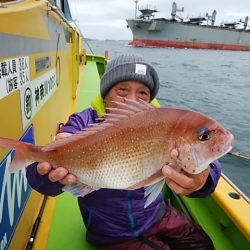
<box><xmin>27</xmin><ymin>54</ymin><xmax>220</xmax><ymax>249</ymax></box>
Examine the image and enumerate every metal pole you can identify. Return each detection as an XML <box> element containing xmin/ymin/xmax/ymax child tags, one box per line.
<box><xmin>26</xmin><ymin>195</ymin><xmax>48</xmax><ymax>250</ymax></box>
<box><xmin>134</xmin><ymin>0</ymin><xmax>139</xmax><ymax>18</ymax></box>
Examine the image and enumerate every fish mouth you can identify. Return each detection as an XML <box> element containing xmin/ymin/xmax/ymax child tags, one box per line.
<box><xmin>222</xmin><ymin>132</ymin><xmax>234</xmax><ymax>155</ymax></box>
<box><xmin>215</xmin><ymin>136</ymin><xmax>234</xmax><ymax>159</ymax></box>
<box><xmin>216</xmin><ymin>132</ymin><xmax>234</xmax><ymax>156</ymax></box>
<box><xmin>225</xmin><ymin>145</ymin><xmax>233</xmax><ymax>154</ymax></box>
<box><xmin>193</xmin><ymin>142</ymin><xmax>233</xmax><ymax>175</ymax></box>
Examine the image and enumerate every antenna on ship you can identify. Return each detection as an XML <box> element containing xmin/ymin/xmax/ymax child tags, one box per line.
<box><xmin>134</xmin><ymin>0</ymin><xmax>139</xmax><ymax>18</ymax></box>
<box><xmin>171</xmin><ymin>2</ymin><xmax>184</xmax><ymax>21</ymax></box>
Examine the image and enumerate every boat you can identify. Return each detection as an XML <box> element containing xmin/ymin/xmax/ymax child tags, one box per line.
<box><xmin>126</xmin><ymin>1</ymin><xmax>250</xmax><ymax>51</ymax></box>
<box><xmin>0</xmin><ymin>1</ymin><xmax>249</xmax><ymax>249</ymax></box>
<box><xmin>0</xmin><ymin>0</ymin><xmax>105</xmax><ymax>249</ymax></box>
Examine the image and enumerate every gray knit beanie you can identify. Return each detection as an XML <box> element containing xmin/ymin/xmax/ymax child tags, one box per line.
<box><xmin>100</xmin><ymin>54</ymin><xmax>159</xmax><ymax>100</ymax></box>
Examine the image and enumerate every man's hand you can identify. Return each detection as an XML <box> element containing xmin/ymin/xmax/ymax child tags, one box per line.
<box><xmin>162</xmin><ymin>163</ymin><xmax>211</xmax><ymax>195</ymax></box>
<box><xmin>36</xmin><ymin>132</ymin><xmax>77</xmax><ymax>185</ymax></box>
<box><xmin>37</xmin><ymin>162</ymin><xmax>77</xmax><ymax>185</ymax></box>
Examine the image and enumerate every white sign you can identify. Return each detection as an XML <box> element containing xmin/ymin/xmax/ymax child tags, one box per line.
<box><xmin>20</xmin><ymin>69</ymin><xmax>57</xmax><ymax>128</ymax></box>
<box><xmin>135</xmin><ymin>64</ymin><xmax>147</xmax><ymax>75</ymax></box>
<box><xmin>0</xmin><ymin>56</ymin><xmax>30</xmax><ymax>99</ymax></box>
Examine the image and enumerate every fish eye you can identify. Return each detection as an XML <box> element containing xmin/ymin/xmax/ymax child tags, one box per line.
<box><xmin>198</xmin><ymin>127</ymin><xmax>211</xmax><ymax>141</ymax></box>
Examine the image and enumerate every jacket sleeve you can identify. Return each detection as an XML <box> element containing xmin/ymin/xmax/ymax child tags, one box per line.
<box><xmin>187</xmin><ymin>160</ymin><xmax>222</xmax><ymax>198</ymax></box>
<box><xmin>26</xmin><ymin>162</ymin><xmax>65</xmax><ymax>196</ymax></box>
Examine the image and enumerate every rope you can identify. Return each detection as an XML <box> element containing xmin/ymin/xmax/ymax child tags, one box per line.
<box><xmin>69</xmin><ymin>0</ymin><xmax>95</xmax><ymax>54</ymax></box>
<box><xmin>227</xmin><ymin>151</ymin><xmax>250</xmax><ymax>160</ymax></box>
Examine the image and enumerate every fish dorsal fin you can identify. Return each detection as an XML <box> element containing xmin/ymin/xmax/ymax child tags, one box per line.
<box><xmin>105</xmin><ymin>98</ymin><xmax>154</xmax><ymax>121</ymax></box>
<box><xmin>42</xmin><ymin>98</ymin><xmax>154</xmax><ymax>152</ymax></box>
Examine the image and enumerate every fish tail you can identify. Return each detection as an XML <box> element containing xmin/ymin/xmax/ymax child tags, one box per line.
<box><xmin>0</xmin><ymin>137</ymin><xmax>41</xmax><ymax>173</ymax></box>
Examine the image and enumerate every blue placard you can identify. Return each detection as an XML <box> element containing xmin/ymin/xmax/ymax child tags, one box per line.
<box><xmin>0</xmin><ymin>125</ymin><xmax>34</xmax><ymax>249</ymax></box>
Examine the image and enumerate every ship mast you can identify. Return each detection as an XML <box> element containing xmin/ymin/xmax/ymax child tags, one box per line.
<box><xmin>134</xmin><ymin>0</ymin><xmax>139</xmax><ymax>18</ymax></box>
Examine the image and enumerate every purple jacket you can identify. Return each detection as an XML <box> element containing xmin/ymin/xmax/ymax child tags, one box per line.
<box><xmin>26</xmin><ymin>108</ymin><xmax>221</xmax><ymax>245</ymax></box>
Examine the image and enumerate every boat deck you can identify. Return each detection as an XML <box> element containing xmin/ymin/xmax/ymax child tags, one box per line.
<box><xmin>46</xmin><ymin>193</ymin><xmax>95</xmax><ymax>250</ymax></box>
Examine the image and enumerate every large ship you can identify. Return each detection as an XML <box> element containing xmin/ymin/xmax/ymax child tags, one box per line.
<box><xmin>126</xmin><ymin>2</ymin><xmax>250</xmax><ymax>51</ymax></box>
<box><xmin>0</xmin><ymin>1</ymin><xmax>250</xmax><ymax>249</ymax></box>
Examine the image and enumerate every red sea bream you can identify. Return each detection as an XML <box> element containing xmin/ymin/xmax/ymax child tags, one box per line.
<box><xmin>0</xmin><ymin>99</ymin><xmax>234</xmax><ymax>207</ymax></box>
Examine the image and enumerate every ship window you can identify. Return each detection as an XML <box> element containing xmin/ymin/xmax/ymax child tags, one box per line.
<box><xmin>54</xmin><ymin>0</ymin><xmax>72</xmax><ymax>21</ymax></box>
<box><xmin>55</xmin><ymin>0</ymin><xmax>63</xmax><ymax>10</ymax></box>
<box><xmin>55</xmin><ymin>0</ymin><xmax>65</xmax><ymax>14</ymax></box>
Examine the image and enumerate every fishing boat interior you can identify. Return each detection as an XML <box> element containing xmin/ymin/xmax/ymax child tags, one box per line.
<box><xmin>0</xmin><ymin>1</ymin><xmax>249</xmax><ymax>249</ymax></box>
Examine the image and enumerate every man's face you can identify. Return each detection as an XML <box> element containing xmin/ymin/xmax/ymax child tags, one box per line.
<box><xmin>105</xmin><ymin>81</ymin><xmax>151</xmax><ymax>109</ymax></box>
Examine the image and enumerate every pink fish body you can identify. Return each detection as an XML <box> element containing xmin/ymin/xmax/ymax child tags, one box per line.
<box><xmin>0</xmin><ymin>99</ymin><xmax>234</xmax><ymax>206</ymax></box>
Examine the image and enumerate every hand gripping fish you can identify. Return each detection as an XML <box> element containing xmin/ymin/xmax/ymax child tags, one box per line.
<box><xmin>0</xmin><ymin>99</ymin><xmax>234</xmax><ymax>208</ymax></box>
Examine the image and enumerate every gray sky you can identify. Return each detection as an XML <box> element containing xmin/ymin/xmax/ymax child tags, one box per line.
<box><xmin>68</xmin><ymin>0</ymin><xmax>250</xmax><ymax>40</ymax></box>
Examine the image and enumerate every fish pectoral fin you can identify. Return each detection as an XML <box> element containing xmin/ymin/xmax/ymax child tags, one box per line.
<box><xmin>144</xmin><ymin>179</ymin><xmax>165</xmax><ymax>208</ymax></box>
<box><xmin>62</xmin><ymin>182</ymin><xmax>98</xmax><ymax>197</ymax></box>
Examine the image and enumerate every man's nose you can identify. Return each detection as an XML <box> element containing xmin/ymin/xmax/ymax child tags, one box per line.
<box><xmin>127</xmin><ymin>92</ymin><xmax>137</xmax><ymax>101</ymax></box>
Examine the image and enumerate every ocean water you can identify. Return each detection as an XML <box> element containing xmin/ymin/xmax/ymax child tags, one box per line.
<box><xmin>85</xmin><ymin>39</ymin><xmax>250</xmax><ymax>198</ymax></box>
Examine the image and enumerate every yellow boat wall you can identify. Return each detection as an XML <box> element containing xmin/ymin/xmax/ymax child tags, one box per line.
<box><xmin>0</xmin><ymin>0</ymin><xmax>84</xmax><ymax>249</ymax></box>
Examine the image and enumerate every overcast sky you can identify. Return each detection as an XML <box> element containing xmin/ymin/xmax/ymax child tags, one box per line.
<box><xmin>68</xmin><ymin>0</ymin><xmax>250</xmax><ymax>40</ymax></box>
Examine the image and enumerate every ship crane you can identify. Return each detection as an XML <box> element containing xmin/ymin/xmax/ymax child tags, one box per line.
<box><xmin>171</xmin><ymin>2</ymin><xmax>184</xmax><ymax>21</ymax></box>
<box><xmin>206</xmin><ymin>10</ymin><xmax>217</xmax><ymax>26</ymax></box>
<box><xmin>239</xmin><ymin>16</ymin><xmax>249</xmax><ymax>30</ymax></box>
<box><xmin>244</xmin><ymin>16</ymin><xmax>249</xmax><ymax>30</ymax></box>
